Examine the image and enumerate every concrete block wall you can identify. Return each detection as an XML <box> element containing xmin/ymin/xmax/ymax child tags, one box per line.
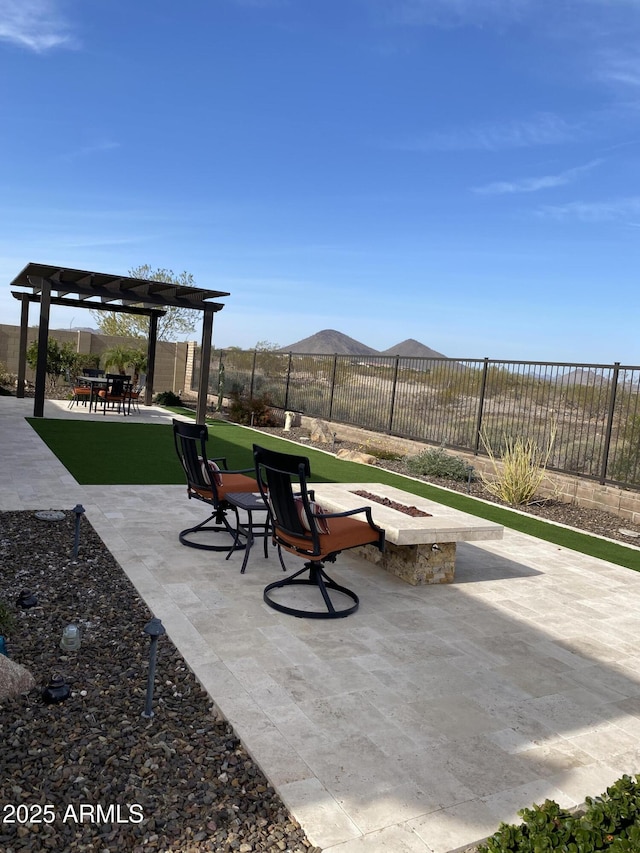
<box><xmin>0</xmin><ymin>323</ymin><xmax>190</xmax><ymax>395</ymax></box>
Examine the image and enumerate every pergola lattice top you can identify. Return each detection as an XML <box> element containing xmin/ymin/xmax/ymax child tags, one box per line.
<box><xmin>10</xmin><ymin>262</ymin><xmax>229</xmax><ymax>310</ymax></box>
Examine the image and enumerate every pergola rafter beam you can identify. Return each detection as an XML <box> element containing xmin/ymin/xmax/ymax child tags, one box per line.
<box><xmin>12</xmin><ymin>292</ymin><xmax>167</xmax><ymax>318</ymax></box>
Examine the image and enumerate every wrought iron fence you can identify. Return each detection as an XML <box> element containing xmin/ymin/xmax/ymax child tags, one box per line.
<box><xmin>192</xmin><ymin>350</ymin><xmax>640</xmax><ymax>489</ymax></box>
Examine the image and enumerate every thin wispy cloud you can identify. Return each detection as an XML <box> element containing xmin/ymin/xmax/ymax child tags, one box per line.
<box><xmin>0</xmin><ymin>0</ymin><xmax>74</xmax><ymax>52</ymax></box>
<box><xmin>537</xmin><ymin>195</ymin><xmax>640</xmax><ymax>223</ymax></box>
<box><xmin>473</xmin><ymin>159</ymin><xmax>602</xmax><ymax>195</ymax></box>
<box><xmin>596</xmin><ymin>52</ymin><xmax>640</xmax><ymax>88</ymax></box>
<box><xmin>374</xmin><ymin>0</ymin><xmax>640</xmax><ymax>31</ymax></box>
<box><xmin>374</xmin><ymin>0</ymin><xmax>534</xmax><ymax>28</ymax></box>
<box><xmin>61</xmin><ymin>141</ymin><xmax>121</xmax><ymax>161</ymax></box>
<box><xmin>392</xmin><ymin>113</ymin><xmax>577</xmax><ymax>153</ymax></box>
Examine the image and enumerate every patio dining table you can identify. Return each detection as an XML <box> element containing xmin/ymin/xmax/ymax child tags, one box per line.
<box><xmin>85</xmin><ymin>376</ymin><xmax>132</xmax><ymax>415</ymax></box>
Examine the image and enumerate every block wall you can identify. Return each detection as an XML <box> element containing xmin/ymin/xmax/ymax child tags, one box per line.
<box><xmin>0</xmin><ymin>324</ymin><xmax>191</xmax><ymax>396</ymax></box>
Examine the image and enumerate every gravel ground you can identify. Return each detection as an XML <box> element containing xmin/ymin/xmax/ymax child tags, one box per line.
<box><xmin>255</xmin><ymin>426</ymin><xmax>640</xmax><ymax>545</ymax></box>
<box><xmin>0</xmin><ymin>511</ymin><xmax>316</xmax><ymax>853</ymax></box>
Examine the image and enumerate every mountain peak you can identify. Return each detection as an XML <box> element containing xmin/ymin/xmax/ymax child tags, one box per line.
<box><xmin>281</xmin><ymin>330</ymin><xmax>379</xmax><ymax>355</ymax></box>
<box><xmin>380</xmin><ymin>339</ymin><xmax>449</xmax><ymax>358</ymax></box>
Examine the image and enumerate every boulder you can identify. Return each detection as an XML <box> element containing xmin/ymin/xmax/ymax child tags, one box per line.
<box><xmin>310</xmin><ymin>419</ymin><xmax>334</xmax><ymax>444</ymax></box>
<box><xmin>0</xmin><ymin>654</ymin><xmax>36</xmax><ymax>701</ymax></box>
<box><xmin>336</xmin><ymin>449</ymin><xmax>377</xmax><ymax>465</ymax></box>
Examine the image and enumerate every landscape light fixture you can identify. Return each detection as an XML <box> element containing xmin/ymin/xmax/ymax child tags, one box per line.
<box><xmin>72</xmin><ymin>503</ymin><xmax>85</xmax><ymax>558</ymax></box>
<box><xmin>42</xmin><ymin>674</ymin><xmax>71</xmax><ymax>704</ymax></box>
<box><xmin>16</xmin><ymin>589</ymin><xmax>38</xmax><ymax>609</ymax></box>
<box><xmin>60</xmin><ymin>624</ymin><xmax>81</xmax><ymax>652</ymax></box>
<box><xmin>142</xmin><ymin>617</ymin><xmax>166</xmax><ymax>719</ymax></box>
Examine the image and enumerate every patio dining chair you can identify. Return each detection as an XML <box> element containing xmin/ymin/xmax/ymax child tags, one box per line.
<box><xmin>253</xmin><ymin>444</ymin><xmax>385</xmax><ymax>619</ymax></box>
<box><xmin>128</xmin><ymin>384</ymin><xmax>144</xmax><ymax>413</ymax></box>
<box><xmin>173</xmin><ymin>419</ymin><xmax>258</xmax><ymax>551</ymax></box>
<box><xmin>68</xmin><ymin>377</ymin><xmax>92</xmax><ymax>408</ymax></box>
<box><xmin>96</xmin><ymin>375</ymin><xmax>132</xmax><ymax>415</ymax></box>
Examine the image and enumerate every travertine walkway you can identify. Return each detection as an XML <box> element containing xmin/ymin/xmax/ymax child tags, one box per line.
<box><xmin>3</xmin><ymin>396</ymin><xmax>640</xmax><ymax>853</ymax></box>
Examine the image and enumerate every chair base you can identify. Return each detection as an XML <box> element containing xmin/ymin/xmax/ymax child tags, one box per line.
<box><xmin>263</xmin><ymin>560</ymin><xmax>359</xmax><ymax>619</ymax></box>
<box><xmin>178</xmin><ymin>510</ymin><xmax>246</xmax><ymax>553</ymax></box>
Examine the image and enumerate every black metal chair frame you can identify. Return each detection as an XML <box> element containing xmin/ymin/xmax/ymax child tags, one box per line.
<box><xmin>68</xmin><ymin>376</ymin><xmax>92</xmax><ymax>408</ymax></box>
<box><xmin>253</xmin><ymin>444</ymin><xmax>385</xmax><ymax>619</ymax></box>
<box><xmin>96</xmin><ymin>375</ymin><xmax>133</xmax><ymax>415</ymax></box>
<box><xmin>173</xmin><ymin>419</ymin><xmax>257</xmax><ymax>552</ymax></box>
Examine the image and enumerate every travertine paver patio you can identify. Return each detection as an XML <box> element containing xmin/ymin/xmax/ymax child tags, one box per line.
<box><xmin>4</xmin><ymin>396</ymin><xmax>640</xmax><ymax>853</ymax></box>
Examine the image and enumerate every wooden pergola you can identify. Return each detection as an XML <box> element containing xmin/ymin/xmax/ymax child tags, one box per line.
<box><xmin>10</xmin><ymin>262</ymin><xmax>229</xmax><ymax>424</ymax></box>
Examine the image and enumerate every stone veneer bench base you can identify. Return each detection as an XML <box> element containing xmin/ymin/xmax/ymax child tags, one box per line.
<box><xmin>312</xmin><ymin>483</ymin><xmax>504</xmax><ymax>585</ymax></box>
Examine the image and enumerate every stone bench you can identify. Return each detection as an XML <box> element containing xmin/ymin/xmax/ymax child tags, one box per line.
<box><xmin>311</xmin><ymin>483</ymin><xmax>504</xmax><ymax>585</ymax></box>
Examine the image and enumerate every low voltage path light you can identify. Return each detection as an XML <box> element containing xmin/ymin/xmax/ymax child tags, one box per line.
<box><xmin>60</xmin><ymin>624</ymin><xmax>81</xmax><ymax>651</ymax></box>
<box><xmin>72</xmin><ymin>504</ymin><xmax>85</xmax><ymax>558</ymax></box>
<box><xmin>142</xmin><ymin>617</ymin><xmax>166</xmax><ymax>719</ymax></box>
<box><xmin>16</xmin><ymin>589</ymin><xmax>38</xmax><ymax>609</ymax></box>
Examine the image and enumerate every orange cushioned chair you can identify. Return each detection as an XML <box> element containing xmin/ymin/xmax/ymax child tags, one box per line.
<box><xmin>97</xmin><ymin>374</ymin><xmax>132</xmax><ymax>415</ymax></box>
<box><xmin>68</xmin><ymin>377</ymin><xmax>91</xmax><ymax>408</ymax></box>
<box><xmin>253</xmin><ymin>444</ymin><xmax>385</xmax><ymax>619</ymax></box>
<box><xmin>173</xmin><ymin>419</ymin><xmax>258</xmax><ymax>551</ymax></box>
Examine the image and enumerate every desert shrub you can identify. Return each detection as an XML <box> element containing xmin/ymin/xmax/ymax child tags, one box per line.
<box><xmin>560</xmin><ymin>438</ymin><xmax>601</xmax><ymax>477</ymax></box>
<box><xmin>478</xmin><ymin>774</ymin><xmax>640</xmax><ymax>853</ymax></box>
<box><xmin>227</xmin><ymin>391</ymin><xmax>277</xmax><ymax>427</ymax></box>
<box><xmin>155</xmin><ymin>390</ymin><xmax>182</xmax><ymax>406</ymax></box>
<box><xmin>26</xmin><ymin>338</ymin><xmax>77</xmax><ymax>390</ymax></box>
<box><xmin>405</xmin><ymin>447</ymin><xmax>476</xmax><ymax>482</ymax></box>
<box><xmin>609</xmin><ymin>414</ymin><xmax>640</xmax><ymax>485</ymax></box>
<box><xmin>363</xmin><ymin>446</ymin><xmax>403</xmax><ymax>462</ymax></box>
<box><xmin>0</xmin><ymin>360</ymin><xmax>15</xmax><ymax>389</ymax></box>
<box><xmin>73</xmin><ymin>353</ymin><xmax>101</xmax><ymax>373</ymax></box>
<box><xmin>480</xmin><ymin>426</ymin><xmax>556</xmax><ymax>506</ymax></box>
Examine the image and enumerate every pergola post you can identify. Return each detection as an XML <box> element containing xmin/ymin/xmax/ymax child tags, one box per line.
<box><xmin>16</xmin><ymin>295</ymin><xmax>29</xmax><ymax>398</ymax></box>
<box><xmin>144</xmin><ymin>312</ymin><xmax>159</xmax><ymax>406</ymax></box>
<box><xmin>33</xmin><ymin>277</ymin><xmax>51</xmax><ymax>418</ymax></box>
<box><xmin>196</xmin><ymin>309</ymin><xmax>214</xmax><ymax>425</ymax></box>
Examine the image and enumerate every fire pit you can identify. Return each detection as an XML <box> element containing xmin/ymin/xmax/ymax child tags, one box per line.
<box><xmin>352</xmin><ymin>490</ymin><xmax>432</xmax><ymax>518</ymax></box>
<box><xmin>310</xmin><ymin>482</ymin><xmax>504</xmax><ymax>585</ymax></box>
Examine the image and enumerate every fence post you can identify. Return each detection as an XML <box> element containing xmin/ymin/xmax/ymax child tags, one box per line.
<box><xmin>328</xmin><ymin>354</ymin><xmax>338</xmax><ymax>420</ymax></box>
<box><xmin>473</xmin><ymin>358</ymin><xmax>490</xmax><ymax>454</ymax></box>
<box><xmin>249</xmin><ymin>350</ymin><xmax>257</xmax><ymax>400</ymax></box>
<box><xmin>284</xmin><ymin>352</ymin><xmax>293</xmax><ymax>410</ymax></box>
<box><xmin>600</xmin><ymin>362</ymin><xmax>620</xmax><ymax>485</ymax></box>
<box><xmin>387</xmin><ymin>356</ymin><xmax>400</xmax><ymax>434</ymax></box>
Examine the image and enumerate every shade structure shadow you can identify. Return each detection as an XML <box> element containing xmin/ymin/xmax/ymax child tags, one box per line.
<box><xmin>150</xmin><ymin>520</ymin><xmax>640</xmax><ymax>853</ymax></box>
<box><xmin>453</xmin><ymin>541</ymin><xmax>544</xmax><ymax>583</ymax></box>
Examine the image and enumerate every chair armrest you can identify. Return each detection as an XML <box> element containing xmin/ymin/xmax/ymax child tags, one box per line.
<box><xmin>207</xmin><ymin>457</ymin><xmax>255</xmax><ymax>476</ymax></box>
<box><xmin>208</xmin><ymin>456</ymin><xmax>230</xmax><ymax>470</ymax></box>
<box><xmin>312</xmin><ymin>505</ymin><xmax>381</xmax><ymax>530</ymax></box>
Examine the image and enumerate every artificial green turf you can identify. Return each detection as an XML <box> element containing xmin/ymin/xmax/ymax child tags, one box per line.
<box><xmin>26</xmin><ymin>416</ymin><xmax>640</xmax><ymax>572</ymax></box>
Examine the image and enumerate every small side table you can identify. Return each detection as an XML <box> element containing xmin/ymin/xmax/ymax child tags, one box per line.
<box><xmin>225</xmin><ymin>492</ymin><xmax>270</xmax><ymax>573</ymax></box>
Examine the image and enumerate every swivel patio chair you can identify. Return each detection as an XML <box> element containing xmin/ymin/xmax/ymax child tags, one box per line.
<box><xmin>173</xmin><ymin>419</ymin><xmax>258</xmax><ymax>551</ymax></box>
<box><xmin>253</xmin><ymin>444</ymin><xmax>385</xmax><ymax>619</ymax></box>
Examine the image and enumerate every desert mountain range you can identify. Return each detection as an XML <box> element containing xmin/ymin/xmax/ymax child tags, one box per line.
<box><xmin>281</xmin><ymin>329</ymin><xmax>448</xmax><ymax>358</ymax></box>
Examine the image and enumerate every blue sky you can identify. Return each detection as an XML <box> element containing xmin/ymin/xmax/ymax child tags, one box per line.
<box><xmin>1</xmin><ymin>0</ymin><xmax>640</xmax><ymax>362</ymax></box>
